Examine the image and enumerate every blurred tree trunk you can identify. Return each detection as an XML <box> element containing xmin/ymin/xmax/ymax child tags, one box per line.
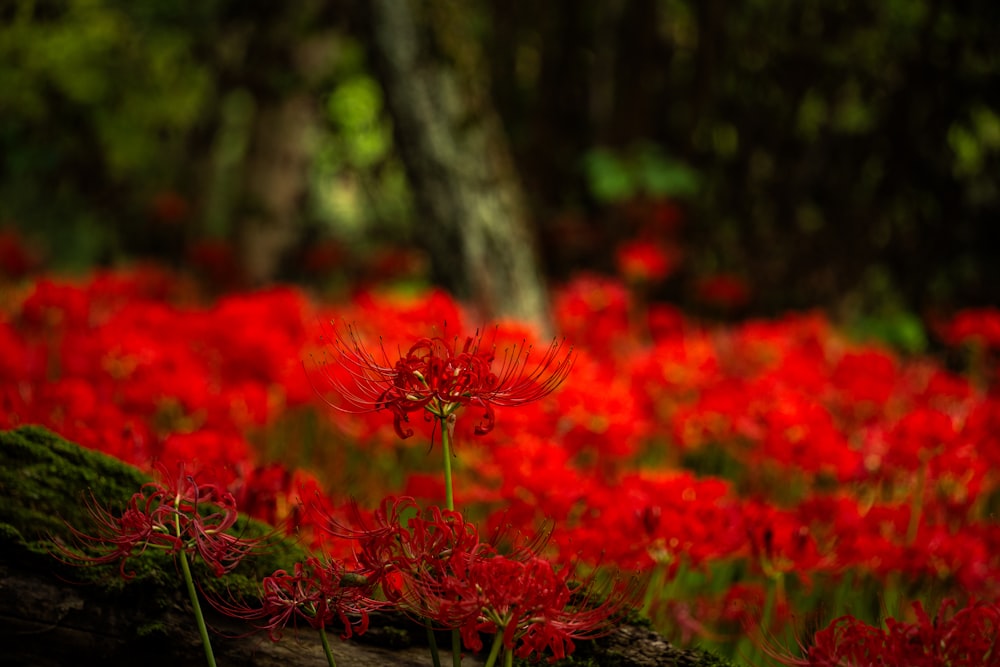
<box><xmin>365</xmin><ymin>0</ymin><xmax>553</xmax><ymax>335</ymax></box>
<box><xmin>192</xmin><ymin>5</ymin><xmax>338</xmax><ymax>288</ymax></box>
<box><xmin>237</xmin><ymin>92</ymin><xmax>318</xmax><ymax>286</ymax></box>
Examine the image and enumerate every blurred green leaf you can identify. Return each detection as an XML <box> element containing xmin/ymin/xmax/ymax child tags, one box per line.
<box><xmin>849</xmin><ymin>313</ymin><xmax>927</xmax><ymax>355</ymax></box>
<box><xmin>583</xmin><ymin>145</ymin><xmax>698</xmax><ymax>203</ymax></box>
<box><xmin>583</xmin><ymin>148</ymin><xmax>635</xmax><ymax>203</ymax></box>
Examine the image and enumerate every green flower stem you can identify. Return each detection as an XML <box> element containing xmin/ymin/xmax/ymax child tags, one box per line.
<box><xmin>174</xmin><ymin>493</ymin><xmax>217</xmax><ymax>667</ymax></box>
<box><xmin>641</xmin><ymin>561</ymin><xmax>667</xmax><ymax>618</ymax></box>
<box><xmin>483</xmin><ymin>632</ymin><xmax>504</xmax><ymax>667</ymax></box>
<box><xmin>320</xmin><ymin>626</ymin><xmax>338</xmax><ymax>667</ymax></box>
<box><xmin>451</xmin><ymin>625</ymin><xmax>462</xmax><ymax>667</ymax></box>
<box><xmin>438</xmin><ymin>418</ymin><xmax>461</xmax><ymax>665</ymax></box>
<box><xmin>440</xmin><ymin>418</ymin><xmax>455</xmax><ymax>512</ymax></box>
<box><xmin>431</xmin><ymin>411</ymin><xmax>462</xmax><ymax>667</ymax></box>
<box><xmin>504</xmin><ymin>646</ymin><xmax>513</xmax><ymax>667</ymax></box>
<box><xmin>427</xmin><ymin>621</ymin><xmax>443</xmax><ymax>667</ymax></box>
<box><xmin>178</xmin><ymin>548</ymin><xmax>217</xmax><ymax>667</ymax></box>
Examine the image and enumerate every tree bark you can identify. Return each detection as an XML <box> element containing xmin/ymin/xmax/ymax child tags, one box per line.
<box><xmin>237</xmin><ymin>92</ymin><xmax>319</xmax><ymax>287</ymax></box>
<box><xmin>365</xmin><ymin>0</ymin><xmax>554</xmax><ymax>336</ymax></box>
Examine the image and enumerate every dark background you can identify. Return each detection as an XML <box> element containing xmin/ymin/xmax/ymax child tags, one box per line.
<box><xmin>2</xmin><ymin>0</ymin><xmax>997</xmax><ymax>346</ymax></box>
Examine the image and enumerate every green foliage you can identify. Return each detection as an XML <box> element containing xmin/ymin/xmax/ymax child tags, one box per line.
<box><xmin>312</xmin><ymin>38</ymin><xmax>413</xmax><ymax>239</ymax></box>
<box><xmin>841</xmin><ymin>266</ymin><xmax>928</xmax><ymax>354</ymax></box>
<box><xmin>848</xmin><ymin>312</ymin><xmax>927</xmax><ymax>356</ymax></box>
<box><xmin>0</xmin><ymin>0</ymin><xmax>212</xmax><ymax>267</ymax></box>
<box><xmin>583</xmin><ymin>144</ymin><xmax>699</xmax><ymax>204</ymax></box>
<box><xmin>326</xmin><ymin>75</ymin><xmax>391</xmax><ymax>169</ymax></box>
<box><xmin>677</xmin><ymin>0</ymin><xmax>1000</xmax><ymax>313</ymax></box>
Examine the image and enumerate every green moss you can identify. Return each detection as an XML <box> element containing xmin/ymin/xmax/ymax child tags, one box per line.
<box><xmin>136</xmin><ymin>619</ymin><xmax>171</xmax><ymax>638</ymax></box>
<box><xmin>0</xmin><ymin>424</ymin><xmax>150</xmax><ymax>541</ymax></box>
<box><xmin>0</xmin><ymin>424</ymin><xmax>307</xmax><ymax>597</ymax></box>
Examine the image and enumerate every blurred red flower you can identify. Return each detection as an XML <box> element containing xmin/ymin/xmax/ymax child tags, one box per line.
<box><xmin>616</xmin><ymin>239</ymin><xmax>681</xmax><ymax>283</ymax></box>
<box><xmin>773</xmin><ymin>599</ymin><xmax>1000</xmax><ymax>667</ymax></box>
<box><xmin>694</xmin><ymin>274</ymin><xmax>750</xmax><ymax>309</ymax></box>
<box><xmin>941</xmin><ymin>308</ymin><xmax>1000</xmax><ymax>349</ymax></box>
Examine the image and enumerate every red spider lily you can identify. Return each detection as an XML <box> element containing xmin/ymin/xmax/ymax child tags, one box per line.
<box><xmin>325</xmin><ymin>496</ymin><xmax>632</xmax><ymax>663</ymax></box>
<box><xmin>320</xmin><ymin>496</ymin><xmax>482</xmax><ymax>596</ymax></box>
<box><xmin>768</xmin><ymin>599</ymin><xmax>1000</xmax><ymax>667</ymax></box>
<box><xmin>405</xmin><ymin>544</ymin><xmax>635</xmax><ymax>663</ymax></box>
<box><xmin>210</xmin><ymin>556</ymin><xmax>383</xmax><ymax>641</ymax></box>
<box><xmin>316</xmin><ymin>324</ymin><xmax>573</xmax><ymax>440</ymax></box>
<box><xmin>56</xmin><ymin>467</ymin><xmax>262</xmax><ymax>578</ymax></box>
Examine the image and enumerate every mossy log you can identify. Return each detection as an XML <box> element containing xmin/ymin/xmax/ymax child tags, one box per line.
<box><xmin>0</xmin><ymin>426</ymin><xmax>734</xmax><ymax>667</ymax></box>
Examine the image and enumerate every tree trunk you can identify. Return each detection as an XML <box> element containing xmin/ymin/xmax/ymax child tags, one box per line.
<box><xmin>365</xmin><ymin>0</ymin><xmax>554</xmax><ymax>336</ymax></box>
<box><xmin>237</xmin><ymin>92</ymin><xmax>318</xmax><ymax>287</ymax></box>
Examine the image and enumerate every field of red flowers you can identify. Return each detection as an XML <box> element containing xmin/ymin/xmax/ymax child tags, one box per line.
<box><xmin>3</xmin><ymin>263</ymin><xmax>1000</xmax><ymax>664</ymax></box>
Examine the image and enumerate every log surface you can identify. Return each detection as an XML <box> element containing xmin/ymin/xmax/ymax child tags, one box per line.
<box><xmin>0</xmin><ymin>425</ymin><xmax>733</xmax><ymax>667</ymax></box>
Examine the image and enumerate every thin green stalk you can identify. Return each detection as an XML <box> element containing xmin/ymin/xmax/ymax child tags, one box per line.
<box><xmin>174</xmin><ymin>493</ymin><xmax>217</xmax><ymax>667</ymax></box>
<box><xmin>439</xmin><ymin>416</ymin><xmax>461</xmax><ymax>665</ymax></box>
<box><xmin>744</xmin><ymin>575</ymin><xmax>779</xmax><ymax>667</ymax></box>
<box><xmin>640</xmin><ymin>561</ymin><xmax>667</xmax><ymax>618</ymax></box>
<box><xmin>178</xmin><ymin>548</ymin><xmax>217</xmax><ymax>667</ymax></box>
<box><xmin>427</xmin><ymin>620</ymin><xmax>443</xmax><ymax>667</ymax></box>
<box><xmin>320</xmin><ymin>626</ymin><xmax>338</xmax><ymax>667</ymax></box>
<box><xmin>440</xmin><ymin>419</ymin><xmax>455</xmax><ymax>512</ymax></box>
<box><xmin>483</xmin><ymin>632</ymin><xmax>504</xmax><ymax>667</ymax></box>
<box><xmin>452</xmin><ymin>625</ymin><xmax>462</xmax><ymax>667</ymax></box>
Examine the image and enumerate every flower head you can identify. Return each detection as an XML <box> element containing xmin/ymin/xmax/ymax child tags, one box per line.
<box><xmin>317</xmin><ymin>324</ymin><xmax>574</xmax><ymax>439</ymax></box>
<box><xmin>406</xmin><ymin>544</ymin><xmax>635</xmax><ymax>662</ymax></box>
<box><xmin>321</xmin><ymin>495</ymin><xmax>481</xmax><ymax>597</ymax></box>
<box><xmin>210</xmin><ymin>556</ymin><xmax>383</xmax><ymax>641</ymax></box>
<box><xmin>55</xmin><ymin>466</ymin><xmax>262</xmax><ymax>578</ymax></box>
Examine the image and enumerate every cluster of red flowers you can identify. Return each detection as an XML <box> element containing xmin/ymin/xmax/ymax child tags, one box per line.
<box><xmin>4</xmin><ymin>262</ymin><xmax>1000</xmax><ymax>661</ymax></box>
<box><xmin>324</xmin><ymin>495</ymin><xmax>630</xmax><ymax>662</ymax></box>
<box><xmin>772</xmin><ymin>599</ymin><xmax>1000</xmax><ymax>667</ymax></box>
<box><xmin>0</xmin><ymin>267</ymin><xmax>330</xmax><ymax>534</ymax></box>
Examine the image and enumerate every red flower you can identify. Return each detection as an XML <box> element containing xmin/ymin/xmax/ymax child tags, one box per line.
<box><xmin>56</xmin><ymin>467</ymin><xmax>262</xmax><ymax>578</ymax></box>
<box><xmin>210</xmin><ymin>556</ymin><xmax>382</xmax><ymax>641</ymax></box>
<box><xmin>694</xmin><ymin>273</ymin><xmax>750</xmax><ymax>309</ymax></box>
<box><xmin>0</xmin><ymin>226</ymin><xmax>38</xmax><ymax>278</ymax></box>
<box><xmin>336</xmin><ymin>496</ymin><xmax>633</xmax><ymax>662</ymax></box>
<box><xmin>316</xmin><ymin>324</ymin><xmax>573</xmax><ymax>440</ymax></box>
<box><xmin>941</xmin><ymin>308</ymin><xmax>1000</xmax><ymax>349</ymax></box>
<box><xmin>408</xmin><ymin>544</ymin><xmax>633</xmax><ymax>662</ymax></box>
<box><xmin>150</xmin><ymin>190</ymin><xmax>191</xmax><ymax>225</ymax></box>
<box><xmin>323</xmin><ymin>496</ymin><xmax>481</xmax><ymax>597</ymax></box>
<box><xmin>770</xmin><ymin>599</ymin><xmax>1000</xmax><ymax>667</ymax></box>
<box><xmin>615</xmin><ymin>239</ymin><xmax>681</xmax><ymax>283</ymax></box>
<box><xmin>321</xmin><ymin>495</ymin><xmax>633</xmax><ymax>662</ymax></box>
